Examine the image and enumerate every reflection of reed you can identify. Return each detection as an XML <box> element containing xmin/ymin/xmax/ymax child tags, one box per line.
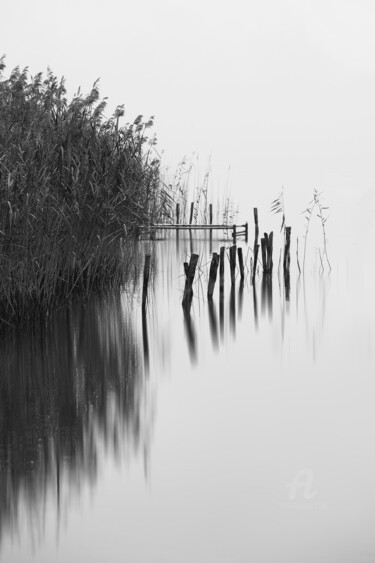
<box><xmin>0</xmin><ymin>293</ymin><xmax>152</xmax><ymax>546</ymax></box>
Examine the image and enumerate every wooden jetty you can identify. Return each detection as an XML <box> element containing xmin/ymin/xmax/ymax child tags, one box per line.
<box><xmin>140</xmin><ymin>223</ymin><xmax>248</xmax><ymax>241</ymax></box>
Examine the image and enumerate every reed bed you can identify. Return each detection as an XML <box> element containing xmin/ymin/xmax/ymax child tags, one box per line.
<box><xmin>0</xmin><ymin>58</ymin><xmax>171</xmax><ymax>329</ymax></box>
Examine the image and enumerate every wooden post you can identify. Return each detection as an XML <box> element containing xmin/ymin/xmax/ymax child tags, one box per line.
<box><xmin>219</xmin><ymin>246</ymin><xmax>225</xmax><ymax>296</ymax></box>
<box><xmin>261</xmin><ymin>237</ymin><xmax>267</xmax><ymax>273</ymax></box>
<box><xmin>261</xmin><ymin>231</ymin><xmax>274</xmax><ymax>274</ymax></box>
<box><xmin>176</xmin><ymin>203</ymin><xmax>180</xmax><ymax>224</ymax></box>
<box><xmin>252</xmin><ymin>244</ymin><xmax>260</xmax><ymax>284</ymax></box>
<box><xmin>207</xmin><ymin>252</ymin><xmax>220</xmax><ymax>300</ymax></box>
<box><xmin>209</xmin><ymin>203</ymin><xmax>213</xmax><ymax>249</ymax></box>
<box><xmin>253</xmin><ymin>208</ymin><xmax>259</xmax><ymax>249</ymax></box>
<box><xmin>189</xmin><ymin>202</ymin><xmax>194</xmax><ymax>225</ymax></box>
<box><xmin>253</xmin><ymin>208</ymin><xmax>259</xmax><ymax>279</ymax></box>
<box><xmin>142</xmin><ymin>254</ymin><xmax>151</xmax><ymax>308</ymax></box>
<box><xmin>267</xmin><ymin>231</ymin><xmax>273</xmax><ymax>273</ymax></box>
<box><xmin>229</xmin><ymin>245</ymin><xmax>236</xmax><ymax>285</ymax></box>
<box><xmin>245</xmin><ymin>222</ymin><xmax>248</xmax><ymax>243</ymax></box>
<box><xmin>182</xmin><ymin>253</ymin><xmax>199</xmax><ymax>310</ymax></box>
<box><xmin>283</xmin><ymin>226</ymin><xmax>291</xmax><ymax>274</ymax></box>
<box><xmin>238</xmin><ymin>247</ymin><xmax>245</xmax><ymax>281</ymax></box>
<box><xmin>232</xmin><ymin>224</ymin><xmax>237</xmax><ymax>243</ymax></box>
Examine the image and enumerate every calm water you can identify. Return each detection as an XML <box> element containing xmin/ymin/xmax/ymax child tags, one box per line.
<box><xmin>0</xmin><ymin>232</ymin><xmax>374</xmax><ymax>563</ymax></box>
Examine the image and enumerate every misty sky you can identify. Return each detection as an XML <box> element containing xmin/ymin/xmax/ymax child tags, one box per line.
<box><xmin>2</xmin><ymin>0</ymin><xmax>375</xmax><ymax>240</ymax></box>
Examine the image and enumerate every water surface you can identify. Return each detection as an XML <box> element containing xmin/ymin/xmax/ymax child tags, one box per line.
<box><xmin>1</xmin><ymin>232</ymin><xmax>374</xmax><ymax>563</ymax></box>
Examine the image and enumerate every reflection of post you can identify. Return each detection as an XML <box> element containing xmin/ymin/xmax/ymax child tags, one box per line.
<box><xmin>142</xmin><ymin>254</ymin><xmax>151</xmax><ymax>309</ymax></box>
<box><xmin>284</xmin><ymin>270</ymin><xmax>291</xmax><ymax>302</ymax></box>
<box><xmin>261</xmin><ymin>275</ymin><xmax>273</xmax><ymax>318</ymax></box>
<box><xmin>253</xmin><ymin>282</ymin><xmax>258</xmax><ymax>329</ymax></box>
<box><xmin>267</xmin><ymin>275</ymin><xmax>273</xmax><ymax>319</ymax></box>
<box><xmin>238</xmin><ymin>279</ymin><xmax>244</xmax><ymax>319</ymax></box>
<box><xmin>189</xmin><ymin>230</ymin><xmax>193</xmax><ymax>255</ymax></box>
<box><xmin>207</xmin><ymin>252</ymin><xmax>220</xmax><ymax>300</ymax></box>
<box><xmin>142</xmin><ymin>308</ymin><xmax>149</xmax><ymax>373</ymax></box>
<box><xmin>219</xmin><ymin>290</ymin><xmax>224</xmax><ymax>340</ymax></box>
<box><xmin>230</xmin><ymin>285</ymin><xmax>236</xmax><ymax>334</ymax></box>
<box><xmin>183</xmin><ymin>307</ymin><xmax>197</xmax><ymax>363</ymax></box>
<box><xmin>182</xmin><ymin>253</ymin><xmax>199</xmax><ymax>311</ymax></box>
<box><xmin>208</xmin><ymin>300</ymin><xmax>219</xmax><ymax>349</ymax></box>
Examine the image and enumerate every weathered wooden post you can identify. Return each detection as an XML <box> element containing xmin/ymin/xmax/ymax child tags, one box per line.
<box><xmin>261</xmin><ymin>237</ymin><xmax>267</xmax><ymax>273</ymax></box>
<box><xmin>261</xmin><ymin>231</ymin><xmax>274</xmax><ymax>274</ymax></box>
<box><xmin>253</xmin><ymin>208</ymin><xmax>259</xmax><ymax>249</ymax></box>
<box><xmin>142</xmin><ymin>254</ymin><xmax>151</xmax><ymax>309</ymax></box>
<box><xmin>252</xmin><ymin>208</ymin><xmax>260</xmax><ymax>284</ymax></box>
<box><xmin>182</xmin><ymin>253</ymin><xmax>199</xmax><ymax>310</ymax></box>
<box><xmin>232</xmin><ymin>224</ymin><xmax>237</xmax><ymax>243</ymax></box>
<box><xmin>219</xmin><ymin>246</ymin><xmax>225</xmax><ymax>296</ymax></box>
<box><xmin>176</xmin><ymin>202</ymin><xmax>180</xmax><ymax>241</ymax></box>
<box><xmin>229</xmin><ymin>245</ymin><xmax>236</xmax><ymax>285</ymax></box>
<box><xmin>238</xmin><ymin>247</ymin><xmax>245</xmax><ymax>281</ymax></box>
<box><xmin>283</xmin><ymin>226</ymin><xmax>291</xmax><ymax>274</ymax></box>
<box><xmin>189</xmin><ymin>202</ymin><xmax>194</xmax><ymax>225</ymax></box>
<box><xmin>209</xmin><ymin>203</ymin><xmax>213</xmax><ymax>250</ymax></box>
<box><xmin>267</xmin><ymin>231</ymin><xmax>273</xmax><ymax>273</ymax></box>
<box><xmin>207</xmin><ymin>252</ymin><xmax>220</xmax><ymax>300</ymax></box>
<box><xmin>245</xmin><ymin>222</ymin><xmax>248</xmax><ymax>243</ymax></box>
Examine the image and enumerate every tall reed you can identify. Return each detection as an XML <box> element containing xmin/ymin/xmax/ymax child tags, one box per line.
<box><xmin>0</xmin><ymin>57</ymin><xmax>168</xmax><ymax>329</ymax></box>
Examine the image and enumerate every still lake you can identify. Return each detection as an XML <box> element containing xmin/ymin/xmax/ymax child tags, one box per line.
<box><xmin>0</xmin><ymin>230</ymin><xmax>374</xmax><ymax>563</ymax></box>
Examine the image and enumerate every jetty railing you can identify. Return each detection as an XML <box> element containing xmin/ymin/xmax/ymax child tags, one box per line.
<box><xmin>139</xmin><ymin>223</ymin><xmax>248</xmax><ymax>242</ymax></box>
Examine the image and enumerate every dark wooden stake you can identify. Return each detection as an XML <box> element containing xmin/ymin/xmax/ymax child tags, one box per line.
<box><xmin>232</xmin><ymin>224</ymin><xmax>237</xmax><ymax>243</ymax></box>
<box><xmin>189</xmin><ymin>202</ymin><xmax>194</xmax><ymax>225</ymax></box>
<box><xmin>229</xmin><ymin>245</ymin><xmax>236</xmax><ymax>285</ymax></box>
<box><xmin>238</xmin><ymin>247</ymin><xmax>245</xmax><ymax>281</ymax></box>
<box><xmin>283</xmin><ymin>226</ymin><xmax>291</xmax><ymax>274</ymax></box>
<box><xmin>252</xmin><ymin>244</ymin><xmax>260</xmax><ymax>284</ymax></box>
<box><xmin>207</xmin><ymin>252</ymin><xmax>220</xmax><ymax>300</ymax></box>
<box><xmin>261</xmin><ymin>231</ymin><xmax>274</xmax><ymax>274</ymax></box>
<box><xmin>219</xmin><ymin>246</ymin><xmax>225</xmax><ymax>296</ymax></box>
<box><xmin>209</xmin><ymin>203</ymin><xmax>213</xmax><ymax>249</ymax></box>
<box><xmin>142</xmin><ymin>254</ymin><xmax>151</xmax><ymax>308</ymax></box>
<box><xmin>182</xmin><ymin>253</ymin><xmax>199</xmax><ymax>310</ymax></box>
<box><xmin>176</xmin><ymin>203</ymin><xmax>180</xmax><ymax>224</ymax></box>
